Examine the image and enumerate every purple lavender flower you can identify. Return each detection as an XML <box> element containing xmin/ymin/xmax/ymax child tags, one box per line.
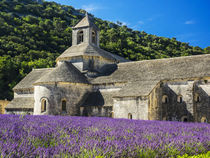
<box><xmin>0</xmin><ymin>115</ymin><xmax>209</xmax><ymax>157</ymax></box>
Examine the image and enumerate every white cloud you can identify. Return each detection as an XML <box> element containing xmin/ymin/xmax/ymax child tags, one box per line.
<box><xmin>138</xmin><ymin>21</ymin><xmax>144</xmax><ymax>25</ymax></box>
<box><xmin>122</xmin><ymin>21</ymin><xmax>129</xmax><ymax>26</ymax></box>
<box><xmin>185</xmin><ymin>20</ymin><xmax>195</xmax><ymax>25</ymax></box>
<box><xmin>82</xmin><ymin>4</ymin><xmax>99</xmax><ymax>12</ymax></box>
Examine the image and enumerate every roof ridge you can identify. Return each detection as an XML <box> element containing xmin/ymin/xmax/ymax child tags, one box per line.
<box><xmin>118</xmin><ymin>54</ymin><xmax>210</xmax><ymax>66</ymax></box>
<box><xmin>32</xmin><ymin>68</ymin><xmax>54</xmax><ymax>71</ymax></box>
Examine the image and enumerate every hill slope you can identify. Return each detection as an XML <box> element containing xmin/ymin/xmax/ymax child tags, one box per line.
<box><xmin>0</xmin><ymin>0</ymin><xmax>209</xmax><ymax>99</ymax></box>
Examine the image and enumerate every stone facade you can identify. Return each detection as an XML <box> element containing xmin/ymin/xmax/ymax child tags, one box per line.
<box><xmin>161</xmin><ymin>80</ymin><xmax>194</xmax><ymax>122</ymax></box>
<box><xmin>146</xmin><ymin>79</ymin><xmax>210</xmax><ymax>122</ymax></box>
<box><xmin>34</xmin><ymin>83</ymin><xmax>91</xmax><ymax>115</ymax></box>
<box><xmin>113</xmin><ymin>96</ymin><xmax>148</xmax><ymax>120</ymax></box>
<box><xmin>6</xmin><ymin>13</ymin><xmax>210</xmax><ymax>123</ymax></box>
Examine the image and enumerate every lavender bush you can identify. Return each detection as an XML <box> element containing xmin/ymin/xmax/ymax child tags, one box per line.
<box><xmin>0</xmin><ymin>115</ymin><xmax>209</xmax><ymax>158</ymax></box>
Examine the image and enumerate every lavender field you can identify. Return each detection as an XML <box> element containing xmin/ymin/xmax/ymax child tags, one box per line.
<box><xmin>0</xmin><ymin>115</ymin><xmax>209</xmax><ymax>157</ymax></box>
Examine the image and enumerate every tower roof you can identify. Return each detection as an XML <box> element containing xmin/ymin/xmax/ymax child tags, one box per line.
<box><xmin>73</xmin><ymin>13</ymin><xmax>98</xmax><ymax>29</ymax></box>
<box><xmin>34</xmin><ymin>61</ymin><xmax>89</xmax><ymax>85</ymax></box>
<box><xmin>56</xmin><ymin>43</ymin><xmax>128</xmax><ymax>63</ymax></box>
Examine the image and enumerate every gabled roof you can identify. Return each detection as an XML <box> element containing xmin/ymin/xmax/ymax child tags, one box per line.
<box><xmin>73</xmin><ymin>13</ymin><xmax>98</xmax><ymax>29</ymax></box>
<box><xmin>92</xmin><ymin>54</ymin><xmax>210</xmax><ymax>97</ymax></box>
<box><xmin>34</xmin><ymin>61</ymin><xmax>89</xmax><ymax>84</ymax></box>
<box><xmin>199</xmin><ymin>85</ymin><xmax>210</xmax><ymax>95</ymax></box>
<box><xmin>13</xmin><ymin>68</ymin><xmax>53</xmax><ymax>90</ymax></box>
<box><xmin>114</xmin><ymin>81</ymin><xmax>160</xmax><ymax>97</ymax></box>
<box><xmin>56</xmin><ymin>43</ymin><xmax>128</xmax><ymax>63</ymax></box>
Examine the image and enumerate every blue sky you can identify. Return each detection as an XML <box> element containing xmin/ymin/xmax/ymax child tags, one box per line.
<box><xmin>46</xmin><ymin>0</ymin><xmax>210</xmax><ymax>48</ymax></box>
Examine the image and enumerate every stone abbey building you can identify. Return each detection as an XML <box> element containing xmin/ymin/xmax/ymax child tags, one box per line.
<box><xmin>6</xmin><ymin>13</ymin><xmax>210</xmax><ymax>123</ymax></box>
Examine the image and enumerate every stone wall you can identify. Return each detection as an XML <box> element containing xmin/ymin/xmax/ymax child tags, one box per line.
<box><xmin>148</xmin><ymin>79</ymin><xmax>210</xmax><ymax>123</ymax></box>
<box><xmin>6</xmin><ymin>89</ymin><xmax>34</xmax><ymax>115</ymax></box>
<box><xmin>6</xmin><ymin>109</ymin><xmax>33</xmax><ymax>115</ymax></box>
<box><xmin>66</xmin><ymin>56</ymin><xmax>116</xmax><ymax>76</ymax></box>
<box><xmin>83</xmin><ymin>56</ymin><xmax>115</xmax><ymax>74</ymax></box>
<box><xmin>72</xmin><ymin>27</ymin><xmax>99</xmax><ymax>46</ymax></box>
<box><xmin>194</xmin><ymin>80</ymin><xmax>210</xmax><ymax>123</ymax></box>
<box><xmin>148</xmin><ymin>84</ymin><xmax>162</xmax><ymax>120</ymax></box>
<box><xmin>14</xmin><ymin>88</ymin><xmax>34</xmax><ymax>97</ymax></box>
<box><xmin>72</xmin><ymin>28</ymin><xmax>89</xmax><ymax>45</ymax></box>
<box><xmin>80</xmin><ymin>106</ymin><xmax>112</xmax><ymax>117</ymax></box>
<box><xmin>159</xmin><ymin>80</ymin><xmax>194</xmax><ymax>122</ymax></box>
<box><xmin>113</xmin><ymin>96</ymin><xmax>148</xmax><ymax>120</ymax></box>
<box><xmin>80</xmin><ymin>82</ymin><xmax>124</xmax><ymax>118</ymax></box>
<box><xmin>34</xmin><ymin>83</ymin><xmax>91</xmax><ymax>115</ymax></box>
<box><xmin>0</xmin><ymin>100</ymin><xmax>10</xmax><ymax>114</ymax></box>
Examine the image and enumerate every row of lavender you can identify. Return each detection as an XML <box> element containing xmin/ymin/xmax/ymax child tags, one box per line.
<box><xmin>0</xmin><ymin>115</ymin><xmax>209</xmax><ymax>157</ymax></box>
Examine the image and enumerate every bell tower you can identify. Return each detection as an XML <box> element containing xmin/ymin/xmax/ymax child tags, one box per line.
<box><xmin>72</xmin><ymin>12</ymin><xmax>100</xmax><ymax>47</ymax></box>
<box><xmin>56</xmin><ymin>12</ymin><xmax>128</xmax><ymax>75</ymax></box>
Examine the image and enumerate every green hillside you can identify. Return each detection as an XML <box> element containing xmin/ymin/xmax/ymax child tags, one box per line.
<box><xmin>0</xmin><ymin>0</ymin><xmax>209</xmax><ymax>100</ymax></box>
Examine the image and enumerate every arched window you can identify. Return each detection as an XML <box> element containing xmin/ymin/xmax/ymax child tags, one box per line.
<box><xmin>195</xmin><ymin>94</ymin><xmax>201</xmax><ymax>103</ymax></box>
<box><xmin>41</xmin><ymin>99</ymin><xmax>47</xmax><ymax>113</ymax></box>
<box><xmin>162</xmin><ymin>95</ymin><xmax>169</xmax><ymax>103</ymax></box>
<box><xmin>92</xmin><ymin>30</ymin><xmax>96</xmax><ymax>44</ymax></box>
<box><xmin>181</xmin><ymin>116</ymin><xmax>188</xmax><ymax>122</ymax></box>
<box><xmin>128</xmin><ymin>113</ymin><xmax>132</xmax><ymax>119</ymax></box>
<box><xmin>201</xmin><ymin>117</ymin><xmax>207</xmax><ymax>123</ymax></box>
<box><xmin>177</xmin><ymin>95</ymin><xmax>183</xmax><ymax>103</ymax></box>
<box><xmin>62</xmin><ymin>100</ymin><xmax>67</xmax><ymax>112</ymax></box>
<box><xmin>77</xmin><ymin>30</ymin><xmax>84</xmax><ymax>44</ymax></box>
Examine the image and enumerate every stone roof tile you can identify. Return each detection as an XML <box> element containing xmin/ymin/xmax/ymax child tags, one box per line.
<box><xmin>34</xmin><ymin>61</ymin><xmax>89</xmax><ymax>84</ymax></box>
<box><xmin>56</xmin><ymin>43</ymin><xmax>128</xmax><ymax>62</ymax></box>
<box><xmin>92</xmin><ymin>54</ymin><xmax>210</xmax><ymax>96</ymax></box>
<box><xmin>6</xmin><ymin>97</ymin><xmax>34</xmax><ymax>109</ymax></box>
<box><xmin>73</xmin><ymin>13</ymin><xmax>98</xmax><ymax>29</ymax></box>
<box><xmin>13</xmin><ymin>68</ymin><xmax>53</xmax><ymax>90</ymax></box>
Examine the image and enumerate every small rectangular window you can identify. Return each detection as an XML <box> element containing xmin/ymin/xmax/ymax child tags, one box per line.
<box><xmin>62</xmin><ymin>100</ymin><xmax>67</xmax><ymax>112</ymax></box>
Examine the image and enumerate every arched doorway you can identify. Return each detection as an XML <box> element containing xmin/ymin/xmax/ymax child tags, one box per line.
<box><xmin>181</xmin><ymin>116</ymin><xmax>188</xmax><ymax>122</ymax></box>
<box><xmin>128</xmin><ymin>113</ymin><xmax>132</xmax><ymax>119</ymax></box>
<box><xmin>201</xmin><ymin>117</ymin><xmax>207</xmax><ymax>123</ymax></box>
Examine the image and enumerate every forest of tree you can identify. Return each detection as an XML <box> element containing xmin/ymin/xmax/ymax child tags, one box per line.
<box><xmin>0</xmin><ymin>0</ymin><xmax>210</xmax><ymax>100</ymax></box>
